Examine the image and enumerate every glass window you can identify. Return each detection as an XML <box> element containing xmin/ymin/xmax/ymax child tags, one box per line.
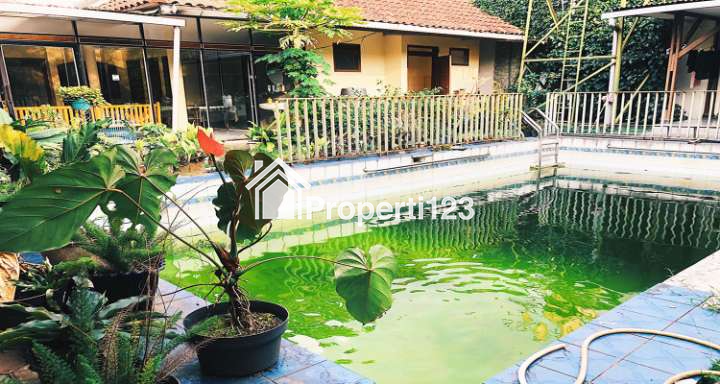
<box><xmin>450</xmin><ymin>48</ymin><xmax>469</xmax><ymax>66</ymax></box>
<box><xmin>145</xmin><ymin>48</ymin><xmax>206</xmax><ymax>126</ymax></box>
<box><xmin>203</xmin><ymin>50</ymin><xmax>252</xmax><ymax>129</ymax></box>
<box><xmin>0</xmin><ymin>16</ymin><xmax>73</xmax><ymax>35</ymax></box>
<box><xmin>2</xmin><ymin>44</ymin><xmax>78</xmax><ymax>107</ymax></box>
<box><xmin>252</xmin><ymin>31</ymin><xmax>282</xmax><ymax>47</ymax></box>
<box><xmin>333</xmin><ymin>43</ymin><xmax>361</xmax><ymax>72</ymax></box>
<box><xmin>84</xmin><ymin>46</ymin><xmax>148</xmax><ymax>105</ymax></box>
<box><xmin>200</xmin><ymin>19</ymin><xmax>250</xmax><ymax>45</ymax></box>
<box><xmin>76</xmin><ymin>21</ymin><xmax>141</xmax><ymax>39</ymax></box>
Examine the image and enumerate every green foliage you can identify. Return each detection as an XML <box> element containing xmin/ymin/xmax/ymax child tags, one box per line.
<box><xmin>0</xmin><ymin>146</ymin><xmax>178</xmax><ymax>253</ymax></box>
<box><xmin>23</xmin><ymin>290</ymin><xmax>186</xmax><ymax>384</ymax></box>
<box><xmin>334</xmin><ymin>245</ymin><xmax>397</xmax><ymax>324</ymax></box>
<box><xmin>14</xmin><ymin>258</ymin><xmax>97</xmax><ymax>301</ymax></box>
<box><xmin>61</xmin><ymin>119</ymin><xmax>108</xmax><ymax>164</ymax></box>
<box><xmin>225</xmin><ymin>0</ymin><xmax>362</xmax><ymax>96</ymax></box>
<box><xmin>248</xmin><ymin>121</ymin><xmax>278</xmax><ymax>154</ymax></box>
<box><xmin>75</xmin><ymin>221</ymin><xmax>165</xmax><ymax>273</ymax></box>
<box><xmin>475</xmin><ymin>0</ymin><xmax>668</xmax><ymax>97</ymax></box>
<box><xmin>136</xmin><ymin>123</ymin><xmax>204</xmax><ymax>164</ymax></box>
<box><xmin>257</xmin><ymin>48</ymin><xmax>330</xmax><ymax>97</ymax></box>
<box><xmin>225</xmin><ymin>0</ymin><xmax>362</xmax><ymax>50</ymax></box>
<box><xmin>57</xmin><ymin>86</ymin><xmax>107</xmax><ymax>106</ymax></box>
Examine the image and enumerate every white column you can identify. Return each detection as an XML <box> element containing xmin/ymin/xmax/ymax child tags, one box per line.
<box><xmin>605</xmin><ymin>17</ymin><xmax>619</xmax><ymax>125</ymax></box>
<box><xmin>171</xmin><ymin>25</ymin><xmax>184</xmax><ymax>132</ymax></box>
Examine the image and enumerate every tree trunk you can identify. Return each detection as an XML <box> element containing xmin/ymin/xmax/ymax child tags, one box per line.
<box><xmin>0</xmin><ymin>252</ymin><xmax>20</xmax><ymax>302</ymax></box>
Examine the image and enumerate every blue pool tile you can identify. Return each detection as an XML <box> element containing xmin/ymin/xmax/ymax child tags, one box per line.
<box><xmin>274</xmin><ymin>360</ymin><xmax>367</xmax><ymax>384</ymax></box>
<box><xmin>483</xmin><ymin>364</ymin><xmax>520</xmax><ymax>384</ymax></box>
<box><xmin>536</xmin><ymin>343</ymin><xmax>620</xmax><ymax>381</ymax></box>
<box><xmin>485</xmin><ymin>363</ymin><xmax>576</xmax><ymax>384</ymax></box>
<box><xmin>624</xmin><ymin>340</ymin><xmax>720</xmax><ymax>375</ymax></box>
<box><xmin>263</xmin><ymin>340</ymin><xmax>327</xmax><ymax>379</ymax></box>
<box><xmin>613</xmin><ymin>293</ymin><xmax>695</xmax><ymax>321</ymax></box>
<box><xmin>174</xmin><ymin>361</ymin><xmax>274</xmax><ymax>384</ymax></box>
<box><xmin>660</xmin><ymin>322</ymin><xmax>720</xmax><ymax>353</ymax></box>
<box><xmin>677</xmin><ymin>305</ymin><xmax>720</xmax><ymax>332</ymax></box>
<box><xmin>560</xmin><ymin>323</ymin><xmax>611</xmax><ymax>347</ymax></box>
<box><xmin>644</xmin><ymin>284</ymin><xmax>712</xmax><ymax>306</ymax></box>
<box><xmin>592</xmin><ymin>360</ymin><xmax>670</xmax><ymax>384</ymax></box>
<box><xmin>592</xmin><ymin>308</ymin><xmax>673</xmax><ymax>331</ymax></box>
<box><xmin>559</xmin><ymin>323</ymin><xmax>649</xmax><ymax>357</ymax></box>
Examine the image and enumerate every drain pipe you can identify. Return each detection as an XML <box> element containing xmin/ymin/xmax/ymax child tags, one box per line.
<box><xmin>518</xmin><ymin>328</ymin><xmax>720</xmax><ymax>384</ymax></box>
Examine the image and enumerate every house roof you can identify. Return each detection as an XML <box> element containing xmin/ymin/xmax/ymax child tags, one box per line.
<box><xmin>602</xmin><ymin>0</ymin><xmax>720</xmax><ymax>19</ymax></box>
<box><xmin>98</xmin><ymin>0</ymin><xmax>522</xmax><ymax>36</ymax></box>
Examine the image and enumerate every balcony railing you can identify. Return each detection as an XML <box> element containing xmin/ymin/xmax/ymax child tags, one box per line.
<box><xmin>273</xmin><ymin>94</ymin><xmax>524</xmax><ymax>163</ymax></box>
<box><xmin>14</xmin><ymin>102</ymin><xmax>162</xmax><ymax>127</ymax></box>
<box><xmin>546</xmin><ymin>91</ymin><xmax>720</xmax><ymax>140</ymax></box>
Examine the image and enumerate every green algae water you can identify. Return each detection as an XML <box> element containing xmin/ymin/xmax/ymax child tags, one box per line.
<box><xmin>163</xmin><ymin>182</ymin><xmax>720</xmax><ymax>383</ymax></box>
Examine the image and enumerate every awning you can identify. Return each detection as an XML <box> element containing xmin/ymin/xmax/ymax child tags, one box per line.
<box><xmin>602</xmin><ymin>0</ymin><xmax>720</xmax><ymax>20</ymax></box>
<box><xmin>0</xmin><ymin>2</ymin><xmax>185</xmax><ymax>26</ymax></box>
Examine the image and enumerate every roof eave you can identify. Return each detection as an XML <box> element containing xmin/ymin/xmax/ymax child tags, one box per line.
<box><xmin>0</xmin><ymin>2</ymin><xmax>185</xmax><ymax>26</ymax></box>
<box><xmin>360</xmin><ymin>21</ymin><xmax>523</xmax><ymax>41</ymax></box>
<box><xmin>602</xmin><ymin>0</ymin><xmax>720</xmax><ymax>19</ymax></box>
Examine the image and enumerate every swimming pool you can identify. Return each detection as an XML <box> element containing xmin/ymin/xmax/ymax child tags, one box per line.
<box><xmin>163</xmin><ymin>174</ymin><xmax>720</xmax><ymax>383</ymax></box>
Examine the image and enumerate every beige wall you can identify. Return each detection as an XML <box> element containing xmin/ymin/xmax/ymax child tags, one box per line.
<box><xmin>315</xmin><ymin>29</ymin><xmax>502</xmax><ymax>96</ymax></box>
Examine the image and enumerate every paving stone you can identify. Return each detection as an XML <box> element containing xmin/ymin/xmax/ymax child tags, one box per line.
<box><xmin>173</xmin><ymin>361</ymin><xmax>275</xmax><ymax>384</ymax></box>
<box><xmin>263</xmin><ymin>340</ymin><xmax>326</xmax><ymax>379</ymax></box>
<box><xmin>624</xmin><ymin>340</ymin><xmax>720</xmax><ymax>375</ymax></box>
<box><xmin>660</xmin><ymin>322</ymin><xmax>720</xmax><ymax>353</ymax></box>
<box><xmin>273</xmin><ymin>360</ymin><xmax>367</xmax><ymax>384</ymax></box>
<box><xmin>592</xmin><ymin>308</ymin><xmax>674</xmax><ymax>331</ymax></box>
<box><xmin>614</xmin><ymin>293</ymin><xmax>695</xmax><ymax>321</ymax></box>
<box><xmin>677</xmin><ymin>305</ymin><xmax>720</xmax><ymax>332</ymax></box>
<box><xmin>535</xmin><ymin>343</ymin><xmax>620</xmax><ymax>381</ymax></box>
<box><xmin>592</xmin><ymin>360</ymin><xmax>670</xmax><ymax>384</ymax></box>
<box><xmin>644</xmin><ymin>284</ymin><xmax>712</xmax><ymax>307</ymax></box>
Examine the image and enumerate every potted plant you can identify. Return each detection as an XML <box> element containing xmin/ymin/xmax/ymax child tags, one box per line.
<box><xmin>57</xmin><ymin>86</ymin><xmax>107</xmax><ymax>111</ymax></box>
<box><xmin>0</xmin><ymin>287</ymin><xmax>188</xmax><ymax>384</ymax></box>
<box><xmin>0</xmin><ymin>138</ymin><xmax>398</xmax><ymax>378</ymax></box>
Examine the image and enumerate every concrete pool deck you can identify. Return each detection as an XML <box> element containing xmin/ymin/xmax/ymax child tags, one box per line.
<box><xmin>155</xmin><ymin>280</ymin><xmax>373</xmax><ymax>384</ymax></box>
<box><xmin>486</xmin><ymin>250</ymin><xmax>720</xmax><ymax>384</ymax></box>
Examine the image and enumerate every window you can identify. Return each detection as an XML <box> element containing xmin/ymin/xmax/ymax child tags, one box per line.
<box><xmin>333</xmin><ymin>43</ymin><xmax>361</xmax><ymax>72</ymax></box>
<box><xmin>3</xmin><ymin>45</ymin><xmax>78</xmax><ymax>107</ymax></box>
<box><xmin>450</xmin><ymin>48</ymin><xmax>469</xmax><ymax>66</ymax></box>
<box><xmin>83</xmin><ymin>46</ymin><xmax>149</xmax><ymax>105</ymax></box>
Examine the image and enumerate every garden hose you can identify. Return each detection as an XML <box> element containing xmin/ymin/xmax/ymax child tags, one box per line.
<box><xmin>518</xmin><ymin>328</ymin><xmax>720</xmax><ymax>384</ymax></box>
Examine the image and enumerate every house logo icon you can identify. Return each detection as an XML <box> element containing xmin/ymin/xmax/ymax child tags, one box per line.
<box><xmin>246</xmin><ymin>158</ymin><xmax>311</xmax><ymax>220</ymax></box>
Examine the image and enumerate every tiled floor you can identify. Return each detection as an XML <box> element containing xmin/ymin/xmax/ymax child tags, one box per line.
<box><xmin>485</xmin><ymin>283</ymin><xmax>719</xmax><ymax>384</ymax></box>
<box><xmin>156</xmin><ymin>280</ymin><xmax>373</xmax><ymax>384</ymax></box>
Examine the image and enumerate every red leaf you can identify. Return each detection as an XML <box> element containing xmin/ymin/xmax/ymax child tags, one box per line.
<box><xmin>197</xmin><ymin>129</ymin><xmax>225</xmax><ymax>157</ymax></box>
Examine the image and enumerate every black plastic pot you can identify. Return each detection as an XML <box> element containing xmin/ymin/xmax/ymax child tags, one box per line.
<box><xmin>183</xmin><ymin>301</ymin><xmax>289</xmax><ymax>377</ymax></box>
<box><xmin>90</xmin><ymin>268</ymin><xmax>159</xmax><ymax>304</ymax></box>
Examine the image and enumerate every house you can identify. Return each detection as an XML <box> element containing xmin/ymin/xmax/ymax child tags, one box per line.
<box><xmin>603</xmin><ymin>0</ymin><xmax>720</xmax><ymax>118</ymax></box>
<box><xmin>0</xmin><ymin>0</ymin><xmax>522</xmax><ymax>131</ymax></box>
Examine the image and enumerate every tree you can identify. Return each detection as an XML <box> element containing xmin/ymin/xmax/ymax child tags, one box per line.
<box><xmin>225</xmin><ymin>0</ymin><xmax>363</xmax><ymax>97</ymax></box>
<box><xmin>475</xmin><ymin>0</ymin><xmax>668</xmax><ymax>98</ymax></box>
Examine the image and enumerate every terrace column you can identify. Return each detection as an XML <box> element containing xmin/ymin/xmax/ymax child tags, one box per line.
<box><xmin>170</xmin><ymin>25</ymin><xmax>186</xmax><ymax>132</ymax></box>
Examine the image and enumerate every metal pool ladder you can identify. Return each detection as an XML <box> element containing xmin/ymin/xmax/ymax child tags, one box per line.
<box><xmin>522</xmin><ymin>109</ymin><xmax>562</xmax><ymax>171</ymax></box>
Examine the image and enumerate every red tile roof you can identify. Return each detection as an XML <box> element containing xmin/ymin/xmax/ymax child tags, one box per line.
<box><xmin>99</xmin><ymin>0</ymin><xmax>522</xmax><ymax>35</ymax></box>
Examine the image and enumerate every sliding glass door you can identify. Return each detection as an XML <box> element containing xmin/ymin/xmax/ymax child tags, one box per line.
<box><xmin>202</xmin><ymin>50</ymin><xmax>252</xmax><ymax>130</ymax></box>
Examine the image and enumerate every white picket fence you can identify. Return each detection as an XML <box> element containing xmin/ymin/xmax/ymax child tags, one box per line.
<box><xmin>272</xmin><ymin>94</ymin><xmax>524</xmax><ymax>163</ymax></box>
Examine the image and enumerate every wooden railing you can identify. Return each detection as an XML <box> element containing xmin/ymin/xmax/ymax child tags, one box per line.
<box><xmin>274</xmin><ymin>94</ymin><xmax>524</xmax><ymax>163</ymax></box>
<box><xmin>546</xmin><ymin>91</ymin><xmax>720</xmax><ymax>140</ymax></box>
<box><xmin>14</xmin><ymin>102</ymin><xmax>161</xmax><ymax>127</ymax></box>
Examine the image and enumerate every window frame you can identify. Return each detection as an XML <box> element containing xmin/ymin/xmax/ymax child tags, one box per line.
<box><xmin>332</xmin><ymin>43</ymin><xmax>362</xmax><ymax>72</ymax></box>
<box><xmin>450</xmin><ymin>48</ymin><xmax>470</xmax><ymax>66</ymax></box>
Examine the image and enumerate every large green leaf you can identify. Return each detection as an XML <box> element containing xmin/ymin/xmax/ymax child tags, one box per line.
<box><xmin>213</xmin><ymin>151</ymin><xmax>280</xmax><ymax>242</ymax></box>
<box><xmin>0</xmin><ymin>152</ymin><xmax>124</xmax><ymax>252</ymax></box>
<box><xmin>334</xmin><ymin>245</ymin><xmax>397</xmax><ymax>324</ymax></box>
<box><xmin>103</xmin><ymin>146</ymin><xmax>177</xmax><ymax>234</ymax></box>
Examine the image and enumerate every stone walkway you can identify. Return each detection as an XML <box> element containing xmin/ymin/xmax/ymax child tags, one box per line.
<box><xmin>486</xmin><ymin>251</ymin><xmax>720</xmax><ymax>384</ymax></box>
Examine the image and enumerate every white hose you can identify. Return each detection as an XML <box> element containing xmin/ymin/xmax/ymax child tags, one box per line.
<box><xmin>517</xmin><ymin>328</ymin><xmax>720</xmax><ymax>384</ymax></box>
